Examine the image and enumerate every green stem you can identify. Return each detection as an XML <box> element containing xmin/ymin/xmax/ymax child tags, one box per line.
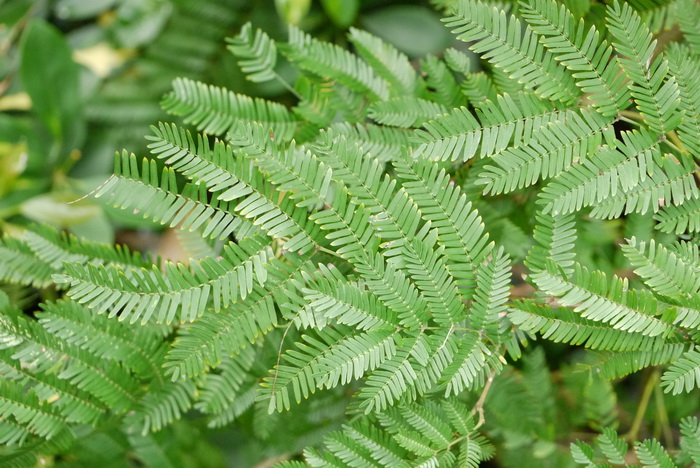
<box><xmin>625</xmin><ymin>369</ymin><xmax>659</xmax><ymax>442</ymax></box>
<box><xmin>653</xmin><ymin>381</ymin><xmax>674</xmax><ymax>450</ymax></box>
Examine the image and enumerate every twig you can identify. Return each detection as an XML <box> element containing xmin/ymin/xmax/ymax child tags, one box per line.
<box><xmin>625</xmin><ymin>369</ymin><xmax>659</xmax><ymax>442</ymax></box>
<box><xmin>471</xmin><ymin>370</ymin><xmax>497</xmax><ymax>430</ymax></box>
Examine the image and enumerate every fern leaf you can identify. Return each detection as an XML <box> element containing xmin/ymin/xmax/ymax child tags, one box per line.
<box><xmin>343</xmin><ymin>422</ymin><xmax>410</xmax><ymax>467</ymax></box>
<box><xmin>655</xmin><ymin>197</ymin><xmax>700</xmax><ymax>234</ymax></box>
<box><xmin>0</xmin><ymin>347</ymin><xmax>106</xmax><ymax>425</ymax></box>
<box><xmin>323</xmin><ymin>431</ymin><xmax>384</xmax><ymax>468</ymax></box>
<box><xmin>440</xmin><ymin>333</ymin><xmax>496</xmax><ymax>396</ymax></box>
<box><xmin>445</xmin><ymin>0</ymin><xmax>579</xmax><ymax>102</ymax></box>
<box><xmin>679</xmin><ymin>416</ymin><xmax>700</xmax><ymax>464</ymax></box>
<box><xmin>526</xmin><ymin>212</ymin><xmax>577</xmax><ymax>276</ymax></box>
<box><xmin>590</xmin><ymin>153</ymin><xmax>699</xmax><ymax>219</ymax></box>
<box><xmin>227</xmin><ymin>22</ymin><xmax>277</xmax><ymax>83</ymax></box>
<box><xmin>315</xmin><ymin>327</ymin><xmax>398</xmax><ymax>388</ymax></box>
<box><xmin>606</xmin><ymin>1</ymin><xmax>682</xmax><ymax>135</ymax></box>
<box><xmin>633</xmin><ymin>439</ymin><xmax>676</xmax><ymax>468</ymax></box>
<box><xmin>260</xmin><ymin>326</ymin><xmax>354</xmax><ymax>413</ymax></box>
<box><xmin>508</xmin><ymin>301</ymin><xmax>663</xmax><ymax>351</ymax></box>
<box><xmin>161</xmin><ymin>77</ymin><xmax>297</xmax><ymax>139</ymax></box>
<box><xmin>55</xmin><ymin>238</ymin><xmax>273</xmax><ymax>324</ymax></box>
<box><xmin>303</xmin><ymin>280</ymin><xmax>399</xmax><ymax>331</ymax></box>
<box><xmin>37</xmin><ymin>300</ymin><xmax>165</xmax><ymax>381</ymax></box>
<box><xmin>478</xmin><ymin>109</ymin><xmax>614</xmax><ymax>195</ymax></box>
<box><xmin>393</xmin><ymin>151</ymin><xmax>493</xmax><ymax>296</ymax></box>
<box><xmin>621</xmin><ymin>237</ymin><xmax>700</xmax><ymax>299</ymax></box>
<box><xmin>353</xmin><ymin>253</ymin><xmax>429</xmax><ymax>329</ymax></box>
<box><xmin>348</xmin><ymin>28</ymin><xmax>417</xmax><ymax>96</ymax></box>
<box><xmin>285</xmin><ymin>26</ymin><xmax>390</xmax><ymax>102</ymax></box>
<box><xmin>661</xmin><ymin>348</ymin><xmax>700</xmax><ymax>394</ymax></box>
<box><xmin>666</xmin><ymin>44</ymin><xmax>700</xmax><ymax>157</ymax></box>
<box><xmin>0</xmin><ymin>380</ymin><xmax>66</xmax><ymax>441</ymax></box>
<box><xmin>520</xmin><ymin>0</ymin><xmax>630</xmax><ymax>115</ymax></box>
<box><xmin>676</xmin><ymin>0</ymin><xmax>700</xmax><ymax>57</ymax></box>
<box><xmin>1</xmin><ymin>311</ymin><xmax>139</xmax><ymax>412</ymax></box>
<box><xmin>539</xmin><ymin>129</ymin><xmax>659</xmax><ymax>216</ymax></box>
<box><xmin>164</xmin><ymin>255</ymin><xmax>313</xmax><ymax>379</ymax></box>
<box><xmin>327</xmin><ymin>122</ymin><xmax>412</xmax><ymax>163</ymax></box>
<box><xmin>597</xmin><ymin>427</ymin><xmax>629</xmax><ymax>465</ymax></box>
<box><xmin>420</xmin><ymin>55</ymin><xmax>464</xmax><ymax>108</ymax></box>
<box><xmin>369</xmin><ymin>98</ymin><xmax>447</xmax><ymax>128</ymax></box>
<box><xmin>355</xmin><ymin>333</ymin><xmax>426</xmax><ymax>413</ymax></box>
<box><xmin>412</xmin><ymin>93</ymin><xmax>561</xmax><ymax>162</ymax></box>
<box><xmin>125</xmin><ymin>380</ymin><xmax>196</xmax><ymax>434</ymax></box>
<box><xmin>583</xmin><ymin>344</ymin><xmax>686</xmax><ymax>380</ymax></box>
<box><xmin>470</xmin><ymin>247</ymin><xmax>511</xmax><ymax>332</ymax></box>
<box><xmin>532</xmin><ymin>262</ymin><xmax>671</xmax><ymax>336</ymax></box>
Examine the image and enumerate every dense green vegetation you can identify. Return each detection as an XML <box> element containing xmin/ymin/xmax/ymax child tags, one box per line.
<box><xmin>2</xmin><ymin>0</ymin><xmax>700</xmax><ymax>466</ymax></box>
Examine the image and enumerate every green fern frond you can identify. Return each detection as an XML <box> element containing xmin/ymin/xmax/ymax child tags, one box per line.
<box><xmin>654</xmin><ymin>197</ymin><xmax>700</xmax><ymax>234</ymax></box>
<box><xmin>348</xmin><ymin>28</ymin><xmax>417</xmax><ymax>97</ymax></box>
<box><xmin>0</xmin><ymin>347</ymin><xmax>106</xmax><ymax>425</ymax></box>
<box><xmin>412</xmin><ymin>93</ymin><xmax>561</xmax><ymax>162</ymax></box>
<box><xmin>327</xmin><ymin>122</ymin><xmax>412</xmax><ymax>163</ymax></box>
<box><xmin>526</xmin><ymin>212</ymin><xmax>577</xmax><ymax>276</ymax></box>
<box><xmin>125</xmin><ymin>380</ymin><xmax>196</xmax><ymax>434</ymax></box>
<box><xmin>161</xmin><ymin>77</ymin><xmax>297</xmax><ymax>140</ymax></box>
<box><xmin>420</xmin><ymin>55</ymin><xmax>464</xmax><ymax>108</ymax></box>
<box><xmin>478</xmin><ymin>109</ymin><xmax>614</xmax><ymax>195</ymax></box>
<box><xmin>55</xmin><ymin>237</ymin><xmax>273</xmax><ymax>324</ymax></box>
<box><xmin>94</xmin><ymin>152</ymin><xmax>244</xmax><ymax>240</ymax></box>
<box><xmin>589</xmin><ymin>153</ymin><xmax>699</xmax><ymax>219</ymax></box>
<box><xmin>260</xmin><ymin>326</ymin><xmax>354</xmax><ymax>413</ymax></box>
<box><xmin>164</xmin><ymin>255</ymin><xmax>314</xmax><ymax>379</ymax></box>
<box><xmin>194</xmin><ymin>347</ymin><xmax>256</xmax><ymax>420</ymax></box>
<box><xmin>355</xmin><ymin>332</ymin><xmax>427</xmax><ymax>413</ymax></box>
<box><xmin>666</xmin><ymin>44</ymin><xmax>700</xmax><ymax>157</ymax></box>
<box><xmin>316</xmin><ymin>327</ymin><xmax>398</xmax><ymax>389</ymax></box>
<box><xmin>679</xmin><ymin>416</ymin><xmax>700</xmax><ymax>464</ymax></box>
<box><xmin>676</xmin><ymin>0</ymin><xmax>700</xmax><ymax>56</ymax></box>
<box><xmin>0</xmin><ymin>380</ymin><xmax>66</xmax><ymax>442</ymax></box>
<box><xmin>226</xmin><ymin>22</ymin><xmax>278</xmax><ymax>83</ymax></box>
<box><xmin>621</xmin><ymin>236</ymin><xmax>700</xmax><ymax>299</ymax></box>
<box><xmin>0</xmin><ymin>238</ymin><xmax>58</xmax><ymax>288</ymax></box>
<box><xmin>368</xmin><ymin>98</ymin><xmax>447</xmax><ymax>128</ymax></box>
<box><xmin>470</xmin><ymin>247</ymin><xmax>511</xmax><ymax>332</ymax></box>
<box><xmin>285</xmin><ymin>26</ymin><xmax>390</xmax><ymax>102</ymax></box>
<box><xmin>393</xmin><ymin>151</ymin><xmax>493</xmax><ymax>295</ymax></box>
<box><xmin>607</xmin><ymin>1</ymin><xmax>682</xmax><ymax>135</ymax></box>
<box><xmin>532</xmin><ymin>262</ymin><xmax>671</xmax><ymax>336</ymax></box>
<box><xmin>509</xmin><ymin>301</ymin><xmax>665</xmax><ymax>351</ymax></box>
<box><xmin>445</xmin><ymin>0</ymin><xmax>579</xmax><ymax>102</ymax></box>
<box><xmin>439</xmin><ymin>333</ymin><xmax>497</xmax><ymax>396</ymax></box>
<box><xmin>520</xmin><ymin>0</ymin><xmax>630</xmax><ymax>115</ymax></box>
<box><xmin>0</xmin><ymin>310</ymin><xmax>139</xmax><ymax>412</ymax></box>
<box><xmin>539</xmin><ymin>129</ymin><xmax>659</xmax><ymax>216</ymax></box>
<box><xmin>583</xmin><ymin>344</ymin><xmax>686</xmax><ymax>380</ymax></box>
<box><xmin>634</xmin><ymin>439</ymin><xmax>676</xmax><ymax>468</ymax></box>
<box><xmin>37</xmin><ymin>300</ymin><xmax>165</xmax><ymax>381</ymax></box>
<box><xmin>303</xmin><ymin>280</ymin><xmax>399</xmax><ymax>331</ymax></box>
<box><xmin>660</xmin><ymin>347</ymin><xmax>700</xmax><ymax>394</ymax></box>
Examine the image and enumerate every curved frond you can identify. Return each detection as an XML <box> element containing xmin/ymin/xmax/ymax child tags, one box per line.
<box><xmin>226</xmin><ymin>22</ymin><xmax>277</xmax><ymax>83</ymax></box>
<box><xmin>161</xmin><ymin>77</ymin><xmax>297</xmax><ymax>140</ymax></box>
<box><xmin>348</xmin><ymin>28</ymin><xmax>417</xmax><ymax>96</ymax></box>
<box><xmin>445</xmin><ymin>0</ymin><xmax>579</xmax><ymax>102</ymax></box>
<box><xmin>607</xmin><ymin>1</ymin><xmax>682</xmax><ymax>135</ymax></box>
<box><xmin>285</xmin><ymin>26</ymin><xmax>390</xmax><ymax>102</ymax></box>
<box><xmin>508</xmin><ymin>301</ymin><xmax>665</xmax><ymax>351</ymax></box>
<box><xmin>520</xmin><ymin>0</ymin><xmax>630</xmax><ymax>115</ymax></box>
<box><xmin>532</xmin><ymin>262</ymin><xmax>671</xmax><ymax>336</ymax></box>
<box><xmin>661</xmin><ymin>348</ymin><xmax>700</xmax><ymax>394</ymax></box>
